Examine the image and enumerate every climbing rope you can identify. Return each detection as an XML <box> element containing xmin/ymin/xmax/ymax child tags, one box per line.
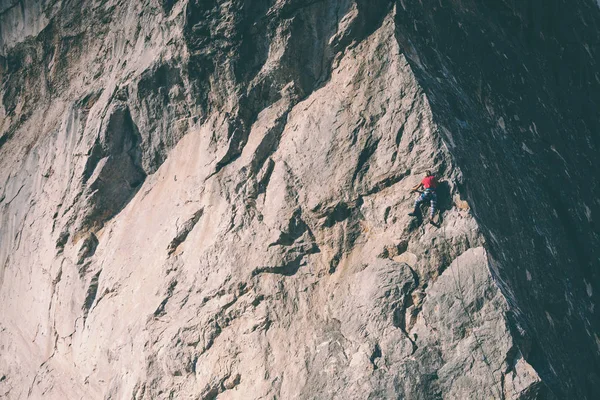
<box><xmin>441</xmin><ymin>223</ymin><xmax>503</xmax><ymax>400</ymax></box>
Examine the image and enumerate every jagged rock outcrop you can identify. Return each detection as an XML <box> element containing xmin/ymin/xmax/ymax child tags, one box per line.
<box><xmin>0</xmin><ymin>0</ymin><xmax>598</xmax><ymax>399</ymax></box>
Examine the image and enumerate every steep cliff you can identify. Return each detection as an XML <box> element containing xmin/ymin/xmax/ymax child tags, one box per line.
<box><xmin>0</xmin><ymin>1</ymin><xmax>598</xmax><ymax>399</ymax></box>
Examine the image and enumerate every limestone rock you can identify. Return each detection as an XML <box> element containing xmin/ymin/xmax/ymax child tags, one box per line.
<box><xmin>0</xmin><ymin>1</ymin><xmax>599</xmax><ymax>399</ymax></box>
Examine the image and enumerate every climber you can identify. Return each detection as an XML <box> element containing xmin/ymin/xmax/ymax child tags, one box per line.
<box><xmin>408</xmin><ymin>170</ymin><xmax>438</xmax><ymax>222</ymax></box>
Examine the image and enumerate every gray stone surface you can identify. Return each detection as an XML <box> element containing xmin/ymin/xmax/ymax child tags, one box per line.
<box><xmin>0</xmin><ymin>1</ymin><xmax>598</xmax><ymax>399</ymax></box>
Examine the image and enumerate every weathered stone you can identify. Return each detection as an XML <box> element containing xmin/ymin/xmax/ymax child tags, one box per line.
<box><xmin>0</xmin><ymin>1</ymin><xmax>598</xmax><ymax>399</ymax></box>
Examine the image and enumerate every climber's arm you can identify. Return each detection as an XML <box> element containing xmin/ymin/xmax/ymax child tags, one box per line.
<box><xmin>410</xmin><ymin>182</ymin><xmax>423</xmax><ymax>193</ymax></box>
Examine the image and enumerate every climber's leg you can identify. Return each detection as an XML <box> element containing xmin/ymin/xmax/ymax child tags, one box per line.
<box><xmin>429</xmin><ymin>192</ymin><xmax>437</xmax><ymax>219</ymax></box>
<box><xmin>409</xmin><ymin>192</ymin><xmax>427</xmax><ymax>216</ymax></box>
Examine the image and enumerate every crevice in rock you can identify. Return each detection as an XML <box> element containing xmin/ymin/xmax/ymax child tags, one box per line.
<box><xmin>210</xmin><ymin>126</ymin><xmax>248</xmax><ymax>178</ymax></box>
<box><xmin>81</xmin><ymin>136</ymin><xmax>104</xmax><ymax>184</ymax></box>
<box><xmin>378</xmin><ymin>240</ymin><xmax>409</xmax><ymax>259</ymax></box>
<box><xmin>252</xmin><ymin>253</ymin><xmax>307</xmax><ymax>277</ymax></box>
<box><xmin>251</xmin><ymin>116</ymin><xmax>290</xmax><ymax>174</ymax></box>
<box><xmin>393</xmin><ymin>305</ymin><xmax>418</xmax><ymax>355</ymax></box>
<box><xmin>160</xmin><ymin>0</ymin><xmax>178</xmax><ymax>14</ymax></box>
<box><xmin>167</xmin><ymin>208</ymin><xmax>204</xmax><ymax>256</ymax></box>
<box><xmin>317</xmin><ymin>198</ymin><xmax>363</xmax><ymax>228</ymax></box>
<box><xmin>201</xmin><ymin>320</ymin><xmax>223</xmax><ymax>355</ymax></box>
<box><xmin>369</xmin><ymin>343</ymin><xmax>382</xmax><ymax>370</ymax></box>
<box><xmin>269</xmin><ymin>209</ymin><xmax>313</xmax><ymax>247</ymax></box>
<box><xmin>363</xmin><ymin>169</ymin><xmax>410</xmax><ymax>197</ymax></box>
<box><xmin>89</xmin><ymin>285</ymin><xmax>118</xmax><ymax>313</ymax></box>
<box><xmin>55</xmin><ymin>231</ymin><xmax>69</xmax><ymax>252</ymax></box>
<box><xmin>131</xmin><ymin>382</ymin><xmax>147</xmax><ymax>400</ymax></box>
<box><xmin>351</xmin><ymin>136</ymin><xmax>381</xmax><ymax>184</ymax></box>
<box><xmin>329</xmin><ymin>252</ymin><xmax>342</xmax><ymax>274</ymax></box>
<box><xmin>154</xmin><ymin>279</ymin><xmax>178</xmax><ymax>317</ymax></box>
<box><xmin>3</xmin><ymin>183</ymin><xmax>24</xmax><ymax>206</ymax></box>
<box><xmin>82</xmin><ymin>270</ymin><xmax>101</xmax><ymax>322</ymax></box>
<box><xmin>0</xmin><ymin>132</ymin><xmax>9</xmax><ymax>150</ymax></box>
<box><xmin>256</xmin><ymin>158</ymin><xmax>275</xmax><ymax>197</ymax></box>
<box><xmin>74</xmin><ymin>102</ymin><xmax>147</xmax><ymax>241</ymax></box>
<box><xmin>77</xmin><ymin>260</ymin><xmax>92</xmax><ymax>277</ymax></box>
<box><xmin>76</xmin><ymin>232</ymin><xmax>98</xmax><ymax>265</ymax></box>
<box><xmin>257</xmin><ymin>208</ymin><xmax>320</xmax><ymax>276</ymax></box>
<box><xmin>277</xmin><ymin>0</ymin><xmax>327</xmax><ymax>19</ymax></box>
<box><xmin>134</xmin><ymin>62</ymin><xmax>189</xmax><ymax>173</ymax></box>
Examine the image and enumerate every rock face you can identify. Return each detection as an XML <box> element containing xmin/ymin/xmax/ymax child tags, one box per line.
<box><xmin>0</xmin><ymin>0</ymin><xmax>598</xmax><ymax>399</ymax></box>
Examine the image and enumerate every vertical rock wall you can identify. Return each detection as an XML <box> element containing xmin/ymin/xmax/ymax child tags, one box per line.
<box><xmin>0</xmin><ymin>1</ymin><xmax>598</xmax><ymax>399</ymax></box>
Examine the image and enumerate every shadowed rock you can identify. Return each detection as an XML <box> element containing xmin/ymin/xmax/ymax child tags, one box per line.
<box><xmin>0</xmin><ymin>1</ymin><xmax>598</xmax><ymax>399</ymax></box>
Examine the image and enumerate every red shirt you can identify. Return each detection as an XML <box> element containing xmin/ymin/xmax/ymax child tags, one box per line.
<box><xmin>422</xmin><ymin>175</ymin><xmax>437</xmax><ymax>189</ymax></box>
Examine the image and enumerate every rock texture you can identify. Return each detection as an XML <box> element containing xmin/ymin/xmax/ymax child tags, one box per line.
<box><xmin>0</xmin><ymin>0</ymin><xmax>598</xmax><ymax>399</ymax></box>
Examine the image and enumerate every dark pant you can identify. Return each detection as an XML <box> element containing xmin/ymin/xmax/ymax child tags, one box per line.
<box><xmin>414</xmin><ymin>190</ymin><xmax>437</xmax><ymax>218</ymax></box>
